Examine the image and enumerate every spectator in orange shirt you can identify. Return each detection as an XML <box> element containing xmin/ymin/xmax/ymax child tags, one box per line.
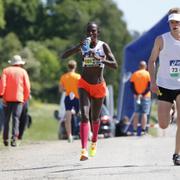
<box><xmin>0</xmin><ymin>55</ymin><xmax>30</xmax><ymax>147</ymax></box>
<box><xmin>130</xmin><ymin>61</ymin><xmax>151</xmax><ymax>136</ymax></box>
<box><xmin>59</xmin><ymin>60</ymin><xmax>81</xmax><ymax>142</ymax></box>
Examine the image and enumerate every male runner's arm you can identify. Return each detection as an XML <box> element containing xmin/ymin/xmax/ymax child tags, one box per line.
<box><xmin>148</xmin><ymin>36</ymin><xmax>163</xmax><ymax>94</ymax></box>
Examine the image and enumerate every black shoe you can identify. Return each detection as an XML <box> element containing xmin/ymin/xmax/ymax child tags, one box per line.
<box><xmin>11</xmin><ymin>140</ymin><xmax>17</xmax><ymax>147</ymax></box>
<box><xmin>3</xmin><ymin>140</ymin><xmax>9</xmax><ymax>146</ymax></box>
<box><xmin>173</xmin><ymin>154</ymin><xmax>180</xmax><ymax>166</ymax></box>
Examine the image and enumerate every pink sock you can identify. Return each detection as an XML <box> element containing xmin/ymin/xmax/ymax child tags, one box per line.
<box><xmin>92</xmin><ymin>120</ymin><xmax>100</xmax><ymax>142</ymax></box>
<box><xmin>80</xmin><ymin>121</ymin><xmax>89</xmax><ymax>149</ymax></box>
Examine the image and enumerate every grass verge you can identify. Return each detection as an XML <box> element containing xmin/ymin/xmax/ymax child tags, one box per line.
<box><xmin>24</xmin><ymin>102</ymin><xmax>59</xmax><ymax>141</ymax></box>
<box><xmin>0</xmin><ymin>101</ymin><xmax>60</xmax><ymax>147</ymax></box>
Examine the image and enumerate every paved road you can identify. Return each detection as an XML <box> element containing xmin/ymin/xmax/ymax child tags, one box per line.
<box><xmin>0</xmin><ymin>125</ymin><xmax>179</xmax><ymax>180</ymax></box>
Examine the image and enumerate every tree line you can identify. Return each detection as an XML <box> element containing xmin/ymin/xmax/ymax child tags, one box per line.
<box><xmin>0</xmin><ymin>0</ymin><xmax>133</xmax><ymax>106</ymax></box>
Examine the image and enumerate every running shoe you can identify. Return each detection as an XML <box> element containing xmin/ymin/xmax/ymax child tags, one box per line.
<box><xmin>68</xmin><ymin>135</ymin><xmax>73</xmax><ymax>143</ymax></box>
<box><xmin>89</xmin><ymin>142</ymin><xmax>97</xmax><ymax>157</ymax></box>
<box><xmin>10</xmin><ymin>139</ymin><xmax>17</xmax><ymax>147</ymax></box>
<box><xmin>173</xmin><ymin>154</ymin><xmax>180</xmax><ymax>166</ymax></box>
<box><xmin>80</xmin><ymin>148</ymin><xmax>88</xmax><ymax>161</ymax></box>
<box><xmin>3</xmin><ymin>140</ymin><xmax>9</xmax><ymax>147</ymax></box>
<box><xmin>141</xmin><ymin>129</ymin><xmax>146</xmax><ymax>136</ymax></box>
<box><xmin>133</xmin><ymin>130</ymin><xmax>137</xmax><ymax>136</ymax></box>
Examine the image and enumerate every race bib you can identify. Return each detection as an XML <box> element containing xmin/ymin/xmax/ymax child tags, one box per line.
<box><xmin>84</xmin><ymin>57</ymin><xmax>95</xmax><ymax>66</ymax></box>
<box><xmin>169</xmin><ymin>60</ymin><xmax>180</xmax><ymax>77</ymax></box>
<box><xmin>83</xmin><ymin>57</ymin><xmax>104</xmax><ymax>68</ymax></box>
<box><xmin>69</xmin><ymin>92</ymin><xmax>75</xmax><ymax>100</ymax></box>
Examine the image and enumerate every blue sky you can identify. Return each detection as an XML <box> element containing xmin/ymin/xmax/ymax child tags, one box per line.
<box><xmin>113</xmin><ymin>0</ymin><xmax>180</xmax><ymax>33</ymax></box>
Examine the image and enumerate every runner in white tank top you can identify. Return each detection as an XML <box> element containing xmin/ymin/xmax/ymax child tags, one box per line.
<box><xmin>157</xmin><ymin>32</ymin><xmax>180</xmax><ymax>89</ymax></box>
<box><xmin>148</xmin><ymin>7</ymin><xmax>180</xmax><ymax>166</ymax></box>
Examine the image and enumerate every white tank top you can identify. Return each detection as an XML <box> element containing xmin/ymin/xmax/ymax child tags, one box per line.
<box><xmin>91</xmin><ymin>40</ymin><xmax>105</xmax><ymax>57</ymax></box>
<box><xmin>81</xmin><ymin>40</ymin><xmax>106</xmax><ymax>68</ymax></box>
<box><xmin>81</xmin><ymin>40</ymin><xmax>105</xmax><ymax>57</ymax></box>
<box><xmin>157</xmin><ymin>32</ymin><xmax>180</xmax><ymax>89</ymax></box>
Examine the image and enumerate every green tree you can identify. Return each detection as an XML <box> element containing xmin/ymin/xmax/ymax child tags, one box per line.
<box><xmin>0</xmin><ymin>0</ymin><xmax>5</xmax><ymax>29</ymax></box>
<box><xmin>0</xmin><ymin>0</ymin><xmax>133</xmax><ymax>104</ymax></box>
<box><xmin>2</xmin><ymin>0</ymin><xmax>43</xmax><ymax>43</ymax></box>
<box><xmin>27</xmin><ymin>41</ymin><xmax>60</xmax><ymax>101</ymax></box>
<box><xmin>0</xmin><ymin>32</ymin><xmax>22</xmax><ymax>70</ymax></box>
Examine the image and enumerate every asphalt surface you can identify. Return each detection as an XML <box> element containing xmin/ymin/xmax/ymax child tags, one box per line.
<box><xmin>0</xmin><ymin>124</ymin><xmax>180</xmax><ymax>180</ymax></box>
